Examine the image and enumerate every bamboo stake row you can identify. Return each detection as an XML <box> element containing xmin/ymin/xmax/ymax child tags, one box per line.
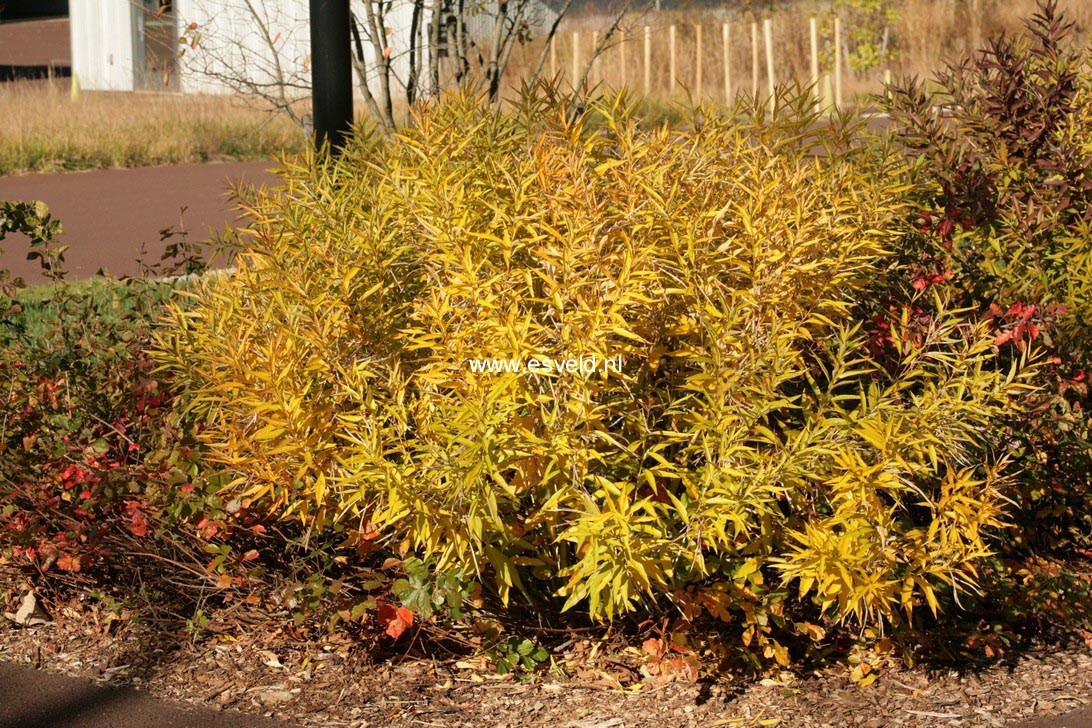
<box><xmin>563</xmin><ymin>16</ymin><xmax>861</xmax><ymax>110</ymax></box>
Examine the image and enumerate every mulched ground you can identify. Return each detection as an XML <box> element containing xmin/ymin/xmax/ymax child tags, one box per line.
<box><xmin>1</xmin><ymin>590</ymin><xmax>1090</xmax><ymax>728</ymax></box>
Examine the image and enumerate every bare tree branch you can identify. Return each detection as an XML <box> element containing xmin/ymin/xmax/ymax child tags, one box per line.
<box><xmin>350</xmin><ymin>10</ymin><xmax>392</xmax><ymax>130</ymax></box>
<box><xmin>572</xmin><ymin>0</ymin><xmax>637</xmax><ymax>98</ymax></box>
<box><xmin>530</xmin><ymin>0</ymin><xmax>576</xmax><ymax>81</ymax></box>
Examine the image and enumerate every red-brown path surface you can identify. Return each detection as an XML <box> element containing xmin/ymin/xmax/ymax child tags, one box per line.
<box><xmin>0</xmin><ymin>660</ymin><xmax>297</xmax><ymax>728</ymax></box>
<box><xmin>1019</xmin><ymin>706</ymin><xmax>1092</xmax><ymax>727</ymax></box>
<box><xmin>0</xmin><ymin>162</ymin><xmax>281</xmax><ymax>282</ymax></box>
<box><xmin>0</xmin><ymin>17</ymin><xmax>70</xmax><ymax>67</ymax></box>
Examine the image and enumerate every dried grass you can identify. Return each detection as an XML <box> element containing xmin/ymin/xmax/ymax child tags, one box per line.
<box><xmin>0</xmin><ymin>80</ymin><xmax>306</xmax><ymax>176</ymax></box>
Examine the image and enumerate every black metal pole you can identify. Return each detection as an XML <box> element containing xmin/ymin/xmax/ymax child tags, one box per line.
<box><xmin>309</xmin><ymin>0</ymin><xmax>354</xmax><ymax>154</ymax></box>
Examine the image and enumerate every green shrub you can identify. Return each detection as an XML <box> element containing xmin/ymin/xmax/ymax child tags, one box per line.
<box><xmin>0</xmin><ymin>203</ymin><xmax>212</xmax><ymax>582</ymax></box>
<box><xmin>885</xmin><ymin>0</ymin><xmax>1092</xmax><ymax>549</ymax></box>
<box><xmin>0</xmin><ymin>274</ymin><xmax>189</xmax><ymax>574</ymax></box>
<box><xmin>155</xmin><ymin>86</ymin><xmax>1032</xmax><ymax>661</ymax></box>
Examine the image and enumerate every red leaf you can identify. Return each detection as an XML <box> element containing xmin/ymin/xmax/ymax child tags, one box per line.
<box><xmin>129</xmin><ymin>515</ymin><xmax>148</xmax><ymax>537</ymax></box>
<box><xmin>642</xmin><ymin>638</ymin><xmax>665</xmax><ymax>659</ymax></box>
<box><xmin>376</xmin><ymin>603</ymin><xmax>414</xmax><ymax>639</ymax></box>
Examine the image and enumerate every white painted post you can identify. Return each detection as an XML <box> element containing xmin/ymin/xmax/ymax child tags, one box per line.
<box><xmin>572</xmin><ymin>31</ymin><xmax>580</xmax><ymax>91</ymax></box>
<box><xmin>722</xmin><ymin>22</ymin><xmax>731</xmax><ymax>101</ymax></box>
<box><xmin>763</xmin><ymin>18</ymin><xmax>774</xmax><ymax>107</ymax></box>
<box><xmin>834</xmin><ymin>16</ymin><xmax>843</xmax><ymax>108</ymax></box>
<box><xmin>591</xmin><ymin>30</ymin><xmax>599</xmax><ymax>85</ymax></box>
<box><xmin>751</xmin><ymin>20</ymin><xmax>759</xmax><ymax>96</ymax></box>
<box><xmin>644</xmin><ymin>25</ymin><xmax>651</xmax><ymax>94</ymax></box>
<box><xmin>695</xmin><ymin>23</ymin><xmax>702</xmax><ymax>99</ymax></box>
<box><xmin>620</xmin><ymin>33</ymin><xmax>627</xmax><ymax>88</ymax></box>
<box><xmin>809</xmin><ymin>16</ymin><xmax>819</xmax><ymax>109</ymax></box>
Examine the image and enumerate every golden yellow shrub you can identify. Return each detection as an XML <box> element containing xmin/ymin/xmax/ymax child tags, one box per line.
<box><xmin>154</xmin><ymin>86</ymin><xmax>1033</xmax><ymax>634</ymax></box>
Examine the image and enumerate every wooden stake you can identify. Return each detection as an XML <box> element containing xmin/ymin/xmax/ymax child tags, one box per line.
<box><xmin>572</xmin><ymin>31</ymin><xmax>580</xmax><ymax>92</ymax></box>
<box><xmin>763</xmin><ymin>18</ymin><xmax>774</xmax><ymax>106</ymax></box>
<box><xmin>722</xmin><ymin>22</ymin><xmax>731</xmax><ymax>101</ymax></box>
<box><xmin>695</xmin><ymin>23</ymin><xmax>702</xmax><ymax>99</ymax></box>
<box><xmin>550</xmin><ymin>34</ymin><xmax>557</xmax><ymax>79</ymax></box>
<box><xmin>809</xmin><ymin>16</ymin><xmax>819</xmax><ymax>108</ymax></box>
<box><xmin>644</xmin><ymin>25</ymin><xmax>651</xmax><ymax>94</ymax></box>
<box><xmin>669</xmin><ymin>24</ymin><xmax>677</xmax><ymax>92</ymax></box>
<box><xmin>834</xmin><ymin>17</ymin><xmax>843</xmax><ymax>108</ymax></box>
<box><xmin>620</xmin><ymin>33</ymin><xmax>627</xmax><ymax>88</ymax></box>
<box><xmin>751</xmin><ymin>21</ymin><xmax>759</xmax><ymax>96</ymax></box>
<box><xmin>971</xmin><ymin>0</ymin><xmax>981</xmax><ymax>52</ymax></box>
<box><xmin>591</xmin><ymin>30</ymin><xmax>599</xmax><ymax>85</ymax></box>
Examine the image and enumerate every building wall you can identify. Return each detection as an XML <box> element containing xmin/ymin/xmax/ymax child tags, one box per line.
<box><xmin>174</xmin><ymin>0</ymin><xmax>420</xmax><ymax>98</ymax></box>
<box><xmin>69</xmin><ymin>0</ymin><xmax>136</xmax><ymax>91</ymax></box>
<box><xmin>70</xmin><ymin>0</ymin><xmax>557</xmax><ymax>97</ymax></box>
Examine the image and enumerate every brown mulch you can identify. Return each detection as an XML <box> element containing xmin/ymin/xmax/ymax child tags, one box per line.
<box><xmin>1</xmin><ymin>585</ymin><xmax>1091</xmax><ymax>728</ymax></box>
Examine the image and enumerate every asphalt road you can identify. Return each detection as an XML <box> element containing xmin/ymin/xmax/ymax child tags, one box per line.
<box><xmin>0</xmin><ymin>661</ymin><xmax>297</xmax><ymax>728</ymax></box>
<box><xmin>0</xmin><ymin>161</ymin><xmax>281</xmax><ymax>282</ymax></box>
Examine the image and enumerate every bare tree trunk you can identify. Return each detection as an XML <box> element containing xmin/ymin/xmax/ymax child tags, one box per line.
<box><xmin>531</xmin><ymin>0</ymin><xmax>576</xmax><ymax>81</ymax></box>
<box><xmin>362</xmin><ymin>0</ymin><xmax>396</xmax><ymax>127</ymax></box>
<box><xmin>349</xmin><ymin>11</ymin><xmax>391</xmax><ymax>130</ymax></box>
<box><xmin>571</xmin><ymin>0</ymin><xmax>636</xmax><ymax>101</ymax></box>
<box><xmin>406</xmin><ymin>0</ymin><xmax>424</xmax><ymax>106</ymax></box>
<box><xmin>484</xmin><ymin>0</ymin><xmax>507</xmax><ymax>99</ymax></box>
<box><xmin>486</xmin><ymin>0</ymin><xmax>534</xmax><ymax>101</ymax></box>
<box><xmin>428</xmin><ymin>0</ymin><xmax>443</xmax><ymax>96</ymax></box>
<box><xmin>493</xmin><ymin>0</ymin><xmax>532</xmax><ymax>94</ymax></box>
<box><xmin>458</xmin><ymin>0</ymin><xmax>473</xmax><ymax>82</ymax></box>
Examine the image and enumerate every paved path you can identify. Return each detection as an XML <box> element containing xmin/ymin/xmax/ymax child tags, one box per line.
<box><xmin>0</xmin><ymin>161</ymin><xmax>281</xmax><ymax>281</ymax></box>
<box><xmin>0</xmin><ymin>661</ymin><xmax>296</xmax><ymax>728</ymax></box>
<box><xmin>0</xmin><ymin>17</ymin><xmax>69</xmax><ymax>66</ymax></box>
<box><xmin>1016</xmin><ymin>706</ymin><xmax>1092</xmax><ymax>728</ymax></box>
<box><xmin>0</xmin><ymin>17</ymin><xmax>69</xmax><ymax>80</ymax></box>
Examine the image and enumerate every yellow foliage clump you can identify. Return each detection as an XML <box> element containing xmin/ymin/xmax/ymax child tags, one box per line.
<box><xmin>154</xmin><ymin>85</ymin><xmax>1033</xmax><ymax>632</ymax></box>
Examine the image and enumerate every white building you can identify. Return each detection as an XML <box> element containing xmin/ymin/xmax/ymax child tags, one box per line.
<box><xmin>69</xmin><ymin>0</ymin><xmax>558</xmax><ymax>96</ymax></box>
